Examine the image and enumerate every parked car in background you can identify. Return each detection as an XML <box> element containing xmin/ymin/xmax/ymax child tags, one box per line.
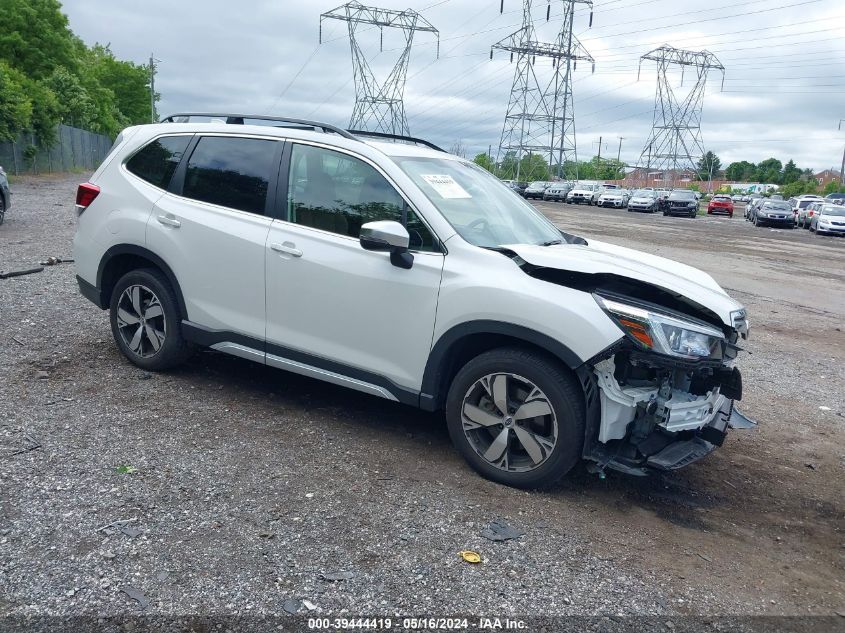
<box><xmin>745</xmin><ymin>197</ymin><xmax>765</xmax><ymax>221</ymax></box>
<box><xmin>770</xmin><ymin>194</ymin><xmax>784</xmax><ymax>200</ymax></box>
<box><xmin>542</xmin><ymin>183</ymin><xmax>571</xmax><ymax>202</ymax></box>
<box><xmin>797</xmin><ymin>200</ymin><xmax>824</xmax><ymax>229</ymax></box>
<box><xmin>824</xmin><ymin>192</ymin><xmax>845</xmax><ymax>205</ymax></box>
<box><xmin>596</xmin><ymin>189</ymin><xmax>630</xmax><ymax>209</ymax></box>
<box><xmin>590</xmin><ymin>184</ymin><xmax>621</xmax><ymax>205</ymax></box>
<box><xmin>663</xmin><ymin>189</ymin><xmax>699</xmax><ymax>218</ymax></box>
<box><xmin>567</xmin><ymin>182</ymin><xmax>599</xmax><ymax>204</ymax></box>
<box><xmin>708</xmin><ymin>194</ymin><xmax>734</xmax><ymax>217</ymax></box>
<box><xmin>810</xmin><ymin>204</ymin><xmax>845</xmax><ymax>235</ymax></box>
<box><xmin>788</xmin><ymin>195</ymin><xmax>823</xmax><ymax>225</ymax></box>
<box><xmin>523</xmin><ymin>181</ymin><xmax>553</xmax><ymax>200</ymax></box>
<box><xmin>627</xmin><ymin>189</ymin><xmax>659</xmax><ymax>213</ymax></box>
<box><xmin>0</xmin><ymin>165</ymin><xmax>10</xmax><ymax>225</ymax></box>
<box><xmin>753</xmin><ymin>199</ymin><xmax>794</xmax><ymax>228</ymax></box>
<box><xmin>508</xmin><ymin>181</ymin><xmax>528</xmax><ymax>196</ymax></box>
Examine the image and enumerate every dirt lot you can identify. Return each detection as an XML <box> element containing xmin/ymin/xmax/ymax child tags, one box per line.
<box><xmin>1</xmin><ymin>175</ymin><xmax>843</xmax><ymax>625</ymax></box>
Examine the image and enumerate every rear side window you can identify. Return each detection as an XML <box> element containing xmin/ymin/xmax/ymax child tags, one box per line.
<box><xmin>182</xmin><ymin>136</ymin><xmax>278</xmax><ymax>215</ymax></box>
<box><xmin>125</xmin><ymin>135</ymin><xmax>191</xmax><ymax>189</ymax></box>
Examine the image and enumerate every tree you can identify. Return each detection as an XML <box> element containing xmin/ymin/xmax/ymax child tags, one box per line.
<box><xmin>448</xmin><ymin>139</ymin><xmax>467</xmax><ymax>158</ymax></box>
<box><xmin>755</xmin><ymin>158</ymin><xmax>783</xmax><ymax>184</ymax></box>
<box><xmin>498</xmin><ymin>151</ymin><xmax>518</xmax><ymax>179</ymax></box>
<box><xmin>780</xmin><ymin>180</ymin><xmax>818</xmax><ymax>198</ymax></box>
<box><xmin>45</xmin><ymin>66</ymin><xmax>96</xmax><ymax>129</ymax></box>
<box><xmin>782</xmin><ymin>159</ymin><xmax>801</xmax><ymax>185</ymax></box>
<box><xmin>823</xmin><ymin>180</ymin><xmax>845</xmax><ymax>194</ymax></box>
<box><xmin>0</xmin><ymin>61</ymin><xmax>32</xmax><ymax>142</ymax></box>
<box><xmin>473</xmin><ymin>152</ymin><xmax>495</xmax><ymax>173</ymax></box>
<box><xmin>696</xmin><ymin>151</ymin><xmax>721</xmax><ymax>181</ymax></box>
<box><xmin>0</xmin><ymin>0</ymin><xmax>78</xmax><ymax>79</ymax></box>
<box><xmin>725</xmin><ymin>160</ymin><xmax>756</xmax><ymax>182</ymax></box>
<box><xmin>85</xmin><ymin>44</ymin><xmax>153</xmax><ymax>126</ymax></box>
<box><xmin>518</xmin><ymin>153</ymin><xmax>550</xmax><ymax>181</ymax></box>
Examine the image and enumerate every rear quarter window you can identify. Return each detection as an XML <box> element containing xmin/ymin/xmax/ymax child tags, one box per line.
<box><xmin>125</xmin><ymin>135</ymin><xmax>192</xmax><ymax>189</ymax></box>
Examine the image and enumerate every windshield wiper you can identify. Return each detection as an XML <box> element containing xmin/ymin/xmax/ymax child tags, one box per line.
<box><xmin>539</xmin><ymin>239</ymin><xmax>563</xmax><ymax>246</ymax></box>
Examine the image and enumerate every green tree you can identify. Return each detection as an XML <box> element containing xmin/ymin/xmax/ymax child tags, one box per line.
<box><xmin>518</xmin><ymin>153</ymin><xmax>550</xmax><ymax>181</ymax></box>
<box><xmin>823</xmin><ymin>179</ymin><xmax>845</xmax><ymax>195</ymax></box>
<box><xmin>725</xmin><ymin>160</ymin><xmax>756</xmax><ymax>182</ymax></box>
<box><xmin>473</xmin><ymin>152</ymin><xmax>495</xmax><ymax>173</ymax></box>
<box><xmin>780</xmin><ymin>180</ymin><xmax>819</xmax><ymax>198</ymax></box>
<box><xmin>498</xmin><ymin>151</ymin><xmax>518</xmax><ymax>179</ymax></box>
<box><xmin>45</xmin><ymin>66</ymin><xmax>96</xmax><ymax>128</ymax></box>
<box><xmin>755</xmin><ymin>158</ymin><xmax>783</xmax><ymax>184</ymax></box>
<box><xmin>23</xmin><ymin>76</ymin><xmax>60</xmax><ymax>146</ymax></box>
<box><xmin>0</xmin><ymin>61</ymin><xmax>32</xmax><ymax>142</ymax></box>
<box><xmin>782</xmin><ymin>159</ymin><xmax>801</xmax><ymax>185</ymax></box>
<box><xmin>0</xmin><ymin>0</ymin><xmax>78</xmax><ymax>79</ymax></box>
<box><xmin>696</xmin><ymin>151</ymin><xmax>721</xmax><ymax>181</ymax></box>
<box><xmin>85</xmin><ymin>44</ymin><xmax>153</xmax><ymax>126</ymax></box>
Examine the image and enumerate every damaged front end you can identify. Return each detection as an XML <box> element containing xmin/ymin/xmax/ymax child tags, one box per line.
<box><xmin>582</xmin><ymin>294</ymin><xmax>755</xmax><ymax>476</ymax></box>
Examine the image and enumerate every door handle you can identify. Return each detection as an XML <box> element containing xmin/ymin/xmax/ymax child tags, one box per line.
<box><xmin>157</xmin><ymin>214</ymin><xmax>181</xmax><ymax>228</ymax></box>
<box><xmin>270</xmin><ymin>242</ymin><xmax>302</xmax><ymax>257</ymax></box>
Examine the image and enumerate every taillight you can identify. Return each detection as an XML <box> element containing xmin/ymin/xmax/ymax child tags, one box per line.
<box><xmin>76</xmin><ymin>182</ymin><xmax>100</xmax><ymax>214</ymax></box>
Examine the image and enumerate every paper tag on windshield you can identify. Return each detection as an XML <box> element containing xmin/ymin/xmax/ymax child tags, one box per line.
<box><xmin>421</xmin><ymin>174</ymin><xmax>471</xmax><ymax>199</ymax></box>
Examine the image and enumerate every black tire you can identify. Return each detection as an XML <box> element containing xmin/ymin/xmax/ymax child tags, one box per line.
<box><xmin>445</xmin><ymin>347</ymin><xmax>585</xmax><ymax>489</ymax></box>
<box><xmin>109</xmin><ymin>268</ymin><xmax>193</xmax><ymax>371</ymax></box>
<box><xmin>0</xmin><ymin>196</ymin><xmax>5</xmax><ymax>226</ymax></box>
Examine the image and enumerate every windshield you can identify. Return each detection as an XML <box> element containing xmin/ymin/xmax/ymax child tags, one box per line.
<box><xmin>669</xmin><ymin>190</ymin><xmax>696</xmax><ymax>200</ymax></box>
<box><xmin>763</xmin><ymin>201</ymin><xmax>791</xmax><ymax>210</ymax></box>
<box><xmin>632</xmin><ymin>190</ymin><xmax>653</xmax><ymax>198</ymax></box>
<box><xmin>393</xmin><ymin>157</ymin><xmax>564</xmax><ymax>247</ymax></box>
<box><xmin>821</xmin><ymin>205</ymin><xmax>845</xmax><ymax>217</ymax></box>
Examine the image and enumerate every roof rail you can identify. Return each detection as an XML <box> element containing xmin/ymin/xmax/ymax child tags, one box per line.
<box><xmin>347</xmin><ymin>129</ymin><xmax>445</xmax><ymax>153</ymax></box>
<box><xmin>160</xmin><ymin>113</ymin><xmax>358</xmax><ymax>141</ymax></box>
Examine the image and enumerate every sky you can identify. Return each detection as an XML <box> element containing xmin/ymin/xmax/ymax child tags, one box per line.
<box><xmin>62</xmin><ymin>0</ymin><xmax>845</xmax><ymax>173</ymax></box>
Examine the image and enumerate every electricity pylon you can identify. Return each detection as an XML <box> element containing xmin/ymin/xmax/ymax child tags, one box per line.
<box><xmin>492</xmin><ymin>0</ymin><xmax>595</xmax><ymax>180</ymax></box>
<box><xmin>636</xmin><ymin>45</ymin><xmax>725</xmax><ymax>189</ymax></box>
<box><xmin>320</xmin><ymin>1</ymin><xmax>439</xmax><ymax>136</ymax></box>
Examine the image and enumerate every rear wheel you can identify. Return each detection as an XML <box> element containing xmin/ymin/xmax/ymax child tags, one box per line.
<box><xmin>109</xmin><ymin>268</ymin><xmax>193</xmax><ymax>371</ymax></box>
<box><xmin>445</xmin><ymin>348</ymin><xmax>585</xmax><ymax>489</ymax></box>
<box><xmin>0</xmin><ymin>196</ymin><xmax>5</xmax><ymax>225</ymax></box>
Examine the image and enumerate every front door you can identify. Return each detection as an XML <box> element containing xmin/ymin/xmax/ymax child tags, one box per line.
<box><xmin>265</xmin><ymin>142</ymin><xmax>444</xmax><ymax>397</ymax></box>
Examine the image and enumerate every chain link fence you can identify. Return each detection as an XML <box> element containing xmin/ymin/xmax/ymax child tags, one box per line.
<box><xmin>0</xmin><ymin>124</ymin><xmax>113</xmax><ymax>175</ymax></box>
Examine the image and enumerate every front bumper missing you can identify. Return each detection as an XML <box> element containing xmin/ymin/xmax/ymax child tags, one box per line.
<box><xmin>586</xmin><ymin>357</ymin><xmax>756</xmax><ymax>476</ymax></box>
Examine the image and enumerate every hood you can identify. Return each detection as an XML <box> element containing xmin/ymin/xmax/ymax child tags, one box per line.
<box><xmin>600</xmin><ymin>193</ymin><xmax>624</xmax><ymax>199</ymax></box>
<box><xmin>630</xmin><ymin>196</ymin><xmax>654</xmax><ymax>203</ymax></box>
<box><xmin>505</xmin><ymin>240</ymin><xmax>742</xmax><ymax>326</ymax></box>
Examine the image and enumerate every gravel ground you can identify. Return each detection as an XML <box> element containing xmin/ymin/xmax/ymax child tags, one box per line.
<box><xmin>1</xmin><ymin>175</ymin><xmax>843</xmax><ymax>629</ymax></box>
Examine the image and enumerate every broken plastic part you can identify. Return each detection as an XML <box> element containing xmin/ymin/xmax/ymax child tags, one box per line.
<box><xmin>728</xmin><ymin>406</ymin><xmax>757</xmax><ymax>429</ymax></box>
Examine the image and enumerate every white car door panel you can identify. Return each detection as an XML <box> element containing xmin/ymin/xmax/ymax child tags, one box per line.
<box><xmin>265</xmin><ymin>142</ymin><xmax>444</xmax><ymax>393</ymax></box>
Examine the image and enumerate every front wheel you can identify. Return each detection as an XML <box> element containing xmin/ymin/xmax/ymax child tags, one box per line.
<box><xmin>109</xmin><ymin>268</ymin><xmax>193</xmax><ymax>371</ymax></box>
<box><xmin>0</xmin><ymin>196</ymin><xmax>5</xmax><ymax>225</ymax></box>
<box><xmin>445</xmin><ymin>348</ymin><xmax>585</xmax><ymax>489</ymax></box>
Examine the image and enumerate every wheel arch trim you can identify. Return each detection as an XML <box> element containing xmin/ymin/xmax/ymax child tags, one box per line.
<box><xmin>96</xmin><ymin>244</ymin><xmax>188</xmax><ymax>317</ymax></box>
<box><xmin>419</xmin><ymin>320</ymin><xmax>585</xmax><ymax>411</ymax></box>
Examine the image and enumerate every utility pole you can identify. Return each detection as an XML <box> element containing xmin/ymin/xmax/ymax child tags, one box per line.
<box><xmin>839</xmin><ymin>119</ymin><xmax>844</xmax><ymax>188</ymax></box>
<box><xmin>596</xmin><ymin>135</ymin><xmax>602</xmax><ymax>161</ymax></box>
<box><xmin>636</xmin><ymin>45</ymin><xmax>725</xmax><ymax>189</ymax></box>
<box><xmin>320</xmin><ymin>3</ymin><xmax>439</xmax><ymax>136</ymax></box>
<box><xmin>617</xmin><ymin>136</ymin><xmax>624</xmax><ymax>163</ymax></box>
<box><xmin>149</xmin><ymin>53</ymin><xmax>160</xmax><ymax>123</ymax></box>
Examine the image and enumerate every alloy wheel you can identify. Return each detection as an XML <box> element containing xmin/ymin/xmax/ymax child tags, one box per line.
<box><xmin>461</xmin><ymin>373</ymin><xmax>558</xmax><ymax>473</ymax></box>
<box><xmin>116</xmin><ymin>284</ymin><xmax>167</xmax><ymax>358</ymax></box>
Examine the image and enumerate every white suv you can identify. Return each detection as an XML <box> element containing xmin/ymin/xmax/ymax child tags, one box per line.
<box><xmin>73</xmin><ymin>113</ymin><xmax>754</xmax><ymax>488</ymax></box>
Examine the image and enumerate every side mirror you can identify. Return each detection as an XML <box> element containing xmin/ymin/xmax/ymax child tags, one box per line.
<box><xmin>359</xmin><ymin>220</ymin><xmax>414</xmax><ymax>269</ymax></box>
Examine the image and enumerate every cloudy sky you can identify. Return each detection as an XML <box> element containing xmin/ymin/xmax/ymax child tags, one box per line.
<box><xmin>63</xmin><ymin>0</ymin><xmax>845</xmax><ymax>172</ymax></box>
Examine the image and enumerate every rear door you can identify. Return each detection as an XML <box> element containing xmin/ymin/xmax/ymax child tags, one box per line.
<box><xmin>147</xmin><ymin>134</ymin><xmax>282</xmax><ymax>340</ymax></box>
<box><xmin>264</xmin><ymin>141</ymin><xmax>444</xmax><ymax>397</ymax></box>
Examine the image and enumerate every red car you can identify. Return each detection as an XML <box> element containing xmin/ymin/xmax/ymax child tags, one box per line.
<box><xmin>708</xmin><ymin>194</ymin><xmax>734</xmax><ymax>217</ymax></box>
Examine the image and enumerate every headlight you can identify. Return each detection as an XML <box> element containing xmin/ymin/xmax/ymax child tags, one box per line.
<box><xmin>595</xmin><ymin>296</ymin><xmax>725</xmax><ymax>359</ymax></box>
<box><xmin>688</xmin><ymin>201</ymin><xmax>697</xmax><ymax>207</ymax></box>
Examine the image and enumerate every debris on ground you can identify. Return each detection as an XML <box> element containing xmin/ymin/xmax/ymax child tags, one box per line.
<box><xmin>119</xmin><ymin>586</ymin><xmax>149</xmax><ymax>609</ymax></box>
<box><xmin>115</xmin><ymin>465</ymin><xmax>137</xmax><ymax>474</ymax></box>
<box><xmin>38</xmin><ymin>256</ymin><xmax>74</xmax><ymax>266</ymax></box>
<box><xmin>458</xmin><ymin>550</ymin><xmax>481</xmax><ymax>564</ymax></box>
<box><xmin>480</xmin><ymin>519</ymin><xmax>525</xmax><ymax>542</ymax></box>
<box><xmin>0</xmin><ymin>266</ymin><xmax>44</xmax><ymax>280</ymax></box>
<box><xmin>6</xmin><ymin>434</ymin><xmax>41</xmax><ymax>458</ymax></box>
<box><xmin>320</xmin><ymin>571</ymin><xmax>354</xmax><ymax>581</ymax></box>
<box><xmin>283</xmin><ymin>599</ymin><xmax>304</xmax><ymax>614</ymax></box>
<box><xmin>97</xmin><ymin>518</ymin><xmax>139</xmax><ymax>536</ymax></box>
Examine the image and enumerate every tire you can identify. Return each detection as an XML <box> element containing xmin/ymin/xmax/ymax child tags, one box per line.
<box><xmin>754</xmin><ymin>217</ymin><xmax>761</xmax><ymax>227</ymax></box>
<box><xmin>109</xmin><ymin>268</ymin><xmax>193</xmax><ymax>371</ymax></box>
<box><xmin>0</xmin><ymin>196</ymin><xmax>5</xmax><ymax>226</ymax></box>
<box><xmin>445</xmin><ymin>347</ymin><xmax>585</xmax><ymax>489</ymax></box>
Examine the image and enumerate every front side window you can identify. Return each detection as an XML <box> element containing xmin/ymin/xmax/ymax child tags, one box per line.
<box><xmin>392</xmin><ymin>156</ymin><xmax>564</xmax><ymax>248</ymax></box>
<box><xmin>126</xmin><ymin>135</ymin><xmax>191</xmax><ymax>189</ymax></box>
<box><xmin>288</xmin><ymin>143</ymin><xmax>436</xmax><ymax>251</ymax></box>
<box><xmin>182</xmin><ymin>136</ymin><xmax>278</xmax><ymax>215</ymax></box>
